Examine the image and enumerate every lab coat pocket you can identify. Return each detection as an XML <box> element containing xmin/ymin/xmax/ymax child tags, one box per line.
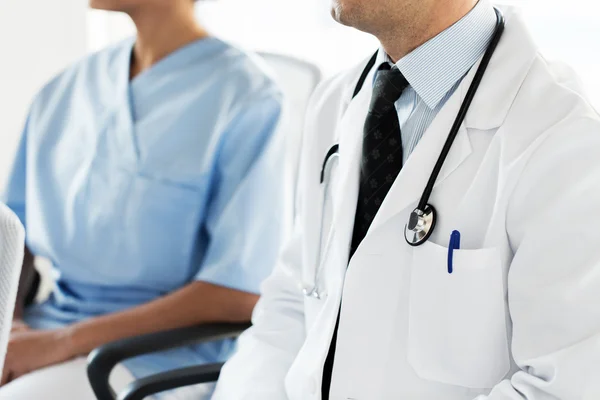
<box><xmin>407</xmin><ymin>241</ymin><xmax>510</xmax><ymax>388</ymax></box>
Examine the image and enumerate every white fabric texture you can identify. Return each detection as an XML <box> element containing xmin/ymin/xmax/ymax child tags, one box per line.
<box><xmin>0</xmin><ymin>203</ymin><xmax>24</xmax><ymax>377</ymax></box>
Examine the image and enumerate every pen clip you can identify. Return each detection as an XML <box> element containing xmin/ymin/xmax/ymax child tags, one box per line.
<box><xmin>447</xmin><ymin>230</ymin><xmax>461</xmax><ymax>274</ymax></box>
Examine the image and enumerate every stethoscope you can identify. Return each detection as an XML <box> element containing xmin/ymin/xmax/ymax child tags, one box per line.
<box><xmin>302</xmin><ymin>8</ymin><xmax>505</xmax><ymax>298</ymax></box>
<box><xmin>302</xmin><ymin>145</ymin><xmax>340</xmax><ymax>299</ymax></box>
<box><xmin>405</xmin><ymin>8</ymin><xmax>505</xmax><ymax>246</ymax></box>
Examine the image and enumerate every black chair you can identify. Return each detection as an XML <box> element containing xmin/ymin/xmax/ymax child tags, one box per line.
<box><xmin>87</xmin><ymin>322</ymin><xmax>251</xmax><ymax>400</ymax></box>
<box><xmin>23</xmin><ymin>268</ymin><xmax>40</xmax><ymax>307</ymax></box>
<box><xmin>22</xmin><ymin>271</ymin><xmax>247</xmax><ymax>400</ymax></box>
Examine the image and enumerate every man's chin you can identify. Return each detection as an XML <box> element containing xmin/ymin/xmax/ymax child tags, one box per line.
<box><xmin>331</xmin><ymin>3</ymin><xmax>350</xmax><ymax>26</ymax></box>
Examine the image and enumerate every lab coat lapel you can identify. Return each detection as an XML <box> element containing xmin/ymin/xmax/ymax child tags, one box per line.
<box><xmin>324</xmin><ymin>73</ymin><xmax>375</xmax><ymax>271</ymax></box>
<box><xmin>368</xmin><ymin>6</ymin><xmax>537</xmax><ymax>234</ymax></box>
<box><xmin>368</xmin><ymin>85</ymin><xmax>472</xmax><ymax>233</ymax></box>
<box><xmin>463</xmin><ymin>6</ymin><xmax>537</xmax><ymax>131</ymax></box>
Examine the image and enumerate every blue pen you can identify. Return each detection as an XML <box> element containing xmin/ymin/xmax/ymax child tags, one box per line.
<box><xmin>447</xmin><ymin>230</ymin><xmax>461</xmax><ymax>274</ymax></box>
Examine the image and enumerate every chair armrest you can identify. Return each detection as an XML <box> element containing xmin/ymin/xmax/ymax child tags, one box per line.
<box><xmin>118</xmin><ymin>363</ymin><xmax>224</xmax><ymax>400</ymax></box>
<box><xmin>87</xmin><ymin>322</ymin><xmax>251</xmax><ymax>400</ymax></box>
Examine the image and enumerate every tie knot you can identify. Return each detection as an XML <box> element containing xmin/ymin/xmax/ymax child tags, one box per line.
<box><xmin>371</xmin><ymin>65</ymin><xmax>409</xmax><ymax>113</ymax></box>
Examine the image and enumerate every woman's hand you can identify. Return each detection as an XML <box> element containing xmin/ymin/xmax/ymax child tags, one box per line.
<box><xmin>1</xmin><ymin>328</ymin><xmax>74</xmax><ymax>386</ymax></box>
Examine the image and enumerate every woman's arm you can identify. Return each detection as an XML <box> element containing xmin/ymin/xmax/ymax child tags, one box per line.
<box><xmin>68</xmin><ymin>281</ymin><xmax>258</xmax><ymax>355</ymax></box>
<box><xmin>2</xmin><ymin>281</ymin><xmax>258</xmax><ymax>385</ymax></box>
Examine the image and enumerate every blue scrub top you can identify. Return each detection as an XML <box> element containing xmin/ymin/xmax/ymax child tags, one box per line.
<box><xmin>3</xmin><ymin>37</ymin><xmax>285</xmax><ymax>378</ymax></box>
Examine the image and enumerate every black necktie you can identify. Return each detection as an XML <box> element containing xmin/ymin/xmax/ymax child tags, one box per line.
<box><xmin>321</xmin><ymin>64</ymin><xmax>409</xmax><ymax>400</ymax></box>
<box><xmin>350</xmin><ymin>64</ymin><xmax>409</xmax><ymax>255</ymax></box>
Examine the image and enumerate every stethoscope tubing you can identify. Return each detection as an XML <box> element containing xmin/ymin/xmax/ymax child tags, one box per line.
<box><xmin>417</xmin><ymin>8</ymin><xmax>505</xmax><ymax>211</ymax></box>
<box><xmin>310</xmin><ymin>153</ymin><xmax>339</xmax><ymax>298</ymax></box>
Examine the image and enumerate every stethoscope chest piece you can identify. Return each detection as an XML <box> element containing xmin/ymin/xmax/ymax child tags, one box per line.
<box><xmin>404</xmin><ymin>204</ymin><xmax>437</xmax><ymax>246</ymax></box>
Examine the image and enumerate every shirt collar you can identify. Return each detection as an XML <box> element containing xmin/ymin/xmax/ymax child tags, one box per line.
<box><xmin>375</xmin><ymin>0</ymin><xmax>497</xmax><ymax>109</ymax></box>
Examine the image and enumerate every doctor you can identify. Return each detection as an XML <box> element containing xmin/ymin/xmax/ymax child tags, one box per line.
<box><xmin>213</xmin><ymin>0</ymin><xmax>600</xmax><ymax>399</ymax></box>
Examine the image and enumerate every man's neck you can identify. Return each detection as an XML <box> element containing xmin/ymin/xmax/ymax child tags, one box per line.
<box><xmin>381</xmin><ymin>0</ymin><xmax>479</xmax><ymax>63</ymax></box>
<box><xmin>128</xmin><ymin>5</ymin><xmax>209</xmax><ymax>80</ymax></box>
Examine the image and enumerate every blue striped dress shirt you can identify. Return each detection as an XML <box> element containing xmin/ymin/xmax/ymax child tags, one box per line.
<box><xmin>374</xmin><ymin>0</ymin><xmax>497</xmax><ymax>163</ymax></box>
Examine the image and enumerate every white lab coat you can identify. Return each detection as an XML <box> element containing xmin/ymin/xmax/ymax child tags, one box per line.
<box><xmin>213</xmin><ymin>7</ymin><xmax>600</xmax><ymax>400</ymax></box>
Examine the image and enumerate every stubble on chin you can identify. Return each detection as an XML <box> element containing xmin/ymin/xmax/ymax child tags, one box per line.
<box><xmin>331</xmin><ymin>1</ymin><xmax>345</xmax><ymax>24</ymax></box>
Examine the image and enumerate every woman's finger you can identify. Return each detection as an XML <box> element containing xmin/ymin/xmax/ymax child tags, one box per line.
<box><xmin>0</xmin><ymin>367</ymin><xmax>13</xmax><ymax>387</ymax></box>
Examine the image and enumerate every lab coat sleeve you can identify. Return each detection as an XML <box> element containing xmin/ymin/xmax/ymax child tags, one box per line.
<box><xmin>211</xmin><ymin>223</ymin><xmax>307</xmax><ymax>400</ymax></box>
<box><xmin>193</xmin><ymin>94</ymin><xmax>287</xmax><ymax>295</ymax></box>
<box><xmin>2</xmin><ymin>116</ymin><xmax>29</xmax><ymax>229</ymax></box>
<box><xmin>475</xmin><ymin>117</ymin><xmax>600</xmax><ymax>399</ymax></box>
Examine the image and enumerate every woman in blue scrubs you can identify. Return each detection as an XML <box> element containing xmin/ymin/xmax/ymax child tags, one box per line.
<box><xmin>1</xmin><ymin>0</ymin><xmax>285</xmax><ymax>398</ymax></box>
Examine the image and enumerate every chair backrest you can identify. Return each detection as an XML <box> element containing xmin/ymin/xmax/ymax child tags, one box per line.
<box><xmin>258</xmin><ymin>53</ymin><xmax>322</xmax><ymax>231</ymax></box>
<box><xmin>0</xmin><ymin>203</ymin><xmax>24</xmax><ymax>375</ymax></box>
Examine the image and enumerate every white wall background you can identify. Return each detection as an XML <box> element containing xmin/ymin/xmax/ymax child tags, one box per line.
<box><xmin>0</xmin><ymin>0</ymin><xmax>88</xmax><ymax>189</ymax></box>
